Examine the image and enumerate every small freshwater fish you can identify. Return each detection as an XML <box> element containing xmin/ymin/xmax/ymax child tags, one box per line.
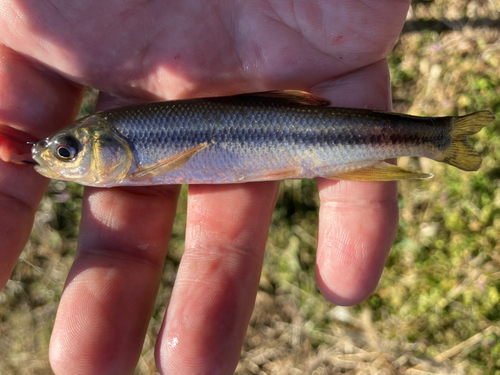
<box><xmin>31</xmin><ymin>91</ymin><xmax>494</xmax><ymax>187</ymax></box>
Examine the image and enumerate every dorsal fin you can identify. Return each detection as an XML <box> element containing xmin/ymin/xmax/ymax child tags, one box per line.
<box><xmin>244</xmin><ymin>90</ymin><xmax>331</xmax><ymax>107</ymax></box>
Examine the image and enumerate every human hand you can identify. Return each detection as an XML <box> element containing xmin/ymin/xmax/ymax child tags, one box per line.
<box><xmin>0</xmin><ymin>1</ymin><xmax>410</xmax><ymax>373</ymax></box>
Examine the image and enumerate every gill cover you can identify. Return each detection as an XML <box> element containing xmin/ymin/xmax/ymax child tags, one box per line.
<box><xmin>87</xmin><ymin>121</ymin><xmax>133</xmax><ymax>186</ymax></box>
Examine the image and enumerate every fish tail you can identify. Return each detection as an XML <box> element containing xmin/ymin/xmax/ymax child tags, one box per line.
<box><xmin>441</xmin><ymin>111</ymin><xmax>495</xmax><ymax>171</ymax></box>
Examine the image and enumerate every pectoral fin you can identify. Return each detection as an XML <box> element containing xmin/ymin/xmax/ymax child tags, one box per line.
<box><xmin>130</xmin><ymin>142</ymin><xmax>209</xmax><ymax>181</ymax></box>
<box><xmin>324</xmin><ymin>161</ymin><xmax>432</xmax><ymax>181</ymax></box>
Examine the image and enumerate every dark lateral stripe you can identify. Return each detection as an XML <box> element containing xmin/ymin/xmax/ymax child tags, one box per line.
<box><xmin>127</xmin><ymin>128</ymin><xmax>450</xmax><ymax>150</ymax></box>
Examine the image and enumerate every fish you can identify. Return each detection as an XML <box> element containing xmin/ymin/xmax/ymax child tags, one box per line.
<box><xmin>31</xmin><ymin>91</ymin><xmax>495</xmax><ymax>187</ymax></box>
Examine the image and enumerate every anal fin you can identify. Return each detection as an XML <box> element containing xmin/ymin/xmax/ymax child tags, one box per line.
<box><xmin>130</xmin><ymin>142</ymin><xmax>209</xmax><ymax>181</ymax></box>
<box><xmin>324</xmin><ymin>161</ymin><xmax>432</xmax><ymax>181</ymax></box>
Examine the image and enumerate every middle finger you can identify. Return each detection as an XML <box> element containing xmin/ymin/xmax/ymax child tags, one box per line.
<box><xmin>157</xmin><ymin>182</ymin><xmax>279</xmax><ymax>374</ymax></box>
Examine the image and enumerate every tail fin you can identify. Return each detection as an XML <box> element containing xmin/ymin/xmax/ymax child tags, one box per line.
<box><xmin>442</xmin><ymin>111</ymin><xmax>495</xmax><ymax>171</ymax></box>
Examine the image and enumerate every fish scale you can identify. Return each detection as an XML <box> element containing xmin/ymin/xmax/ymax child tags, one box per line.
<box><xmin>96</xmin><ymin>98</ymin><xmax>443</xmax><ymax>182</ymax></box>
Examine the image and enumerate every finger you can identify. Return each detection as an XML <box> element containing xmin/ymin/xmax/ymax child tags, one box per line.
<box><xmin>156</xmin><ymin>182</ymin><xmax>279</xmax><ymax>374</ymax></box>
<box><xmin>0</xmin><ymin>45</ymin><xmax>84</xmax><ymax>288</ymax></box>
<box><xmin>48</xmin><ymin>92</ymin><xmax>182</xmax><ymax>374</ymax></box>
<box><xmin>48</xmin><ymin>185</ymin><xmax>180</xmax><ymax>374</ymax></box>
<box><xmin>313</xmin><ymin>60</ymin><xmax>399</xmax><ymax>305</ymax></box>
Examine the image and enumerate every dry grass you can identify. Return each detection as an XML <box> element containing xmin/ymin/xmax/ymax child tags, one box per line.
<box><xmin>1</xmin><ymin>1</ymin><xmax>500</xmax><ymax>374</ymax></box>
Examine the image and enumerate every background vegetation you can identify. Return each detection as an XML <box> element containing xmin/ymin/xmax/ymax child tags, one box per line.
<box><xmin>1</xmin><ymin>1</ymin><xmax>499</xmax><ymax>374</ymax></box>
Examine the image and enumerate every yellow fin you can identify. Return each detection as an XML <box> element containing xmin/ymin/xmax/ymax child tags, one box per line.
<box><xmin>130</xmin><ymin>142</ymin><xmax>209</xmax><ymax>180</ymax></box>
<box><xmin>244</xmin><ymin>91</ymin><xmax>330</xmax><ymax>107</ymax></box>
<box><xmin>442</xmin><ymin>111</ymin><xmax>495</xmax><ymax>171</ymax></box>
<box><xmin>324</xmin><ymin>162</ymin><xmax>432</xmax><ymax>181</ymax></box>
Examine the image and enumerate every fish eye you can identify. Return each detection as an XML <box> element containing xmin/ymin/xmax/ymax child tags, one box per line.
<box><xmin>54</xmin><ymin>135</ymin><xmax>79</xmax><ymax>161</ymax></box>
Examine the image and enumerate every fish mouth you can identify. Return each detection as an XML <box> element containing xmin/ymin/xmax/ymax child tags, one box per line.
<box><xmin>31</xmin><ymin>141</ymin><xmax>58</xmax><ymax>178</ymax></box>
<box><xmin>23</xmin><ymin>142</ymin><xmax>38</xmax><ymax>164</ymax></box>
<box><xmin>33</xmin><ymin>162</ymin><xmax>55</xmax><ymax>178</ymax></box>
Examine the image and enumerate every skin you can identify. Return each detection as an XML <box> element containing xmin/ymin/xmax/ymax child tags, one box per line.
<box><xmin>0</xmin><ymin>1</ymin><xmax>409</xmax><ymax>374</ymax></box>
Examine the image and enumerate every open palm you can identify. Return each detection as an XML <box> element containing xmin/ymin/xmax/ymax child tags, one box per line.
<box><xmin>0</xmin><ymin>1</ymin><xmax>410</xmax><ymax>373</ymax></box>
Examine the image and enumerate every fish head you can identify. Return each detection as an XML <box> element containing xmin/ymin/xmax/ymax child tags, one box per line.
<box><xmin>32</xmin><ymin>116</ymin><xmax>133</xmax><ymax>187</ymax></box>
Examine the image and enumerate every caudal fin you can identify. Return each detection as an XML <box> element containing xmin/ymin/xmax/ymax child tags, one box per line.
<box><xmin>442</xmin><ymin>111</ymin><xmax>495</xmax><ymax>171</ymax></box>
